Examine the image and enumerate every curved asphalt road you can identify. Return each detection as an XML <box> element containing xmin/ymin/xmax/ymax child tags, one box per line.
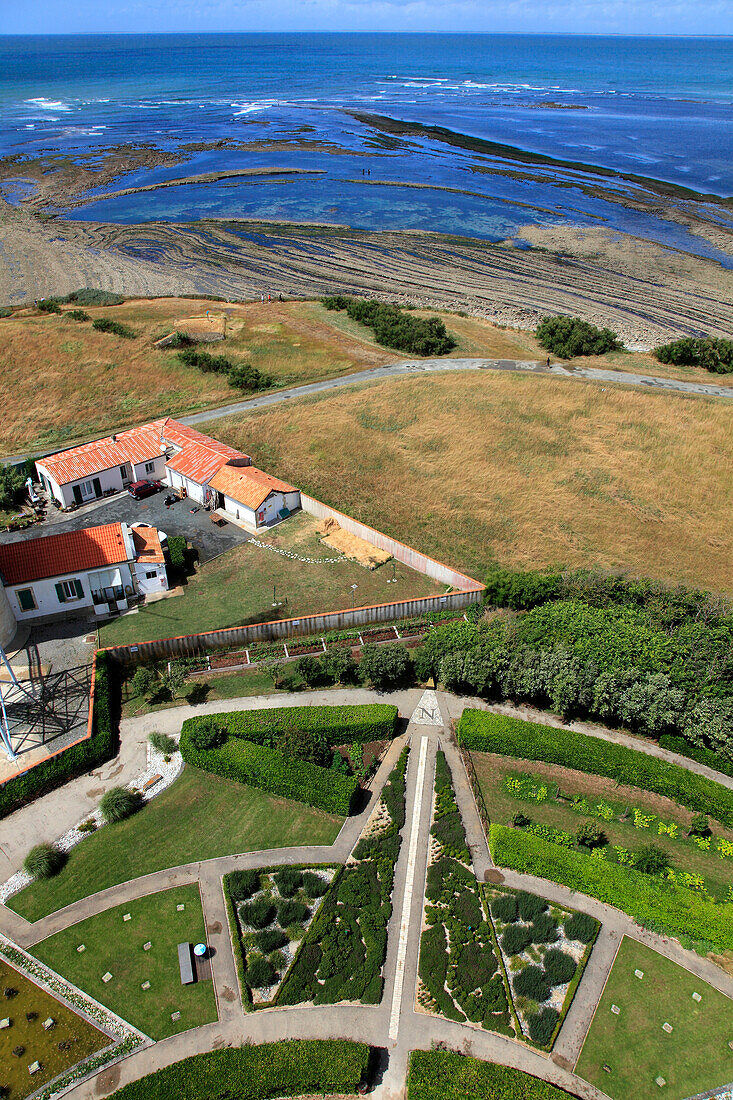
<box><xmin>180</xmin><ymin>357</ymin><xmax>733</xmax><ymax>430</ymax></box>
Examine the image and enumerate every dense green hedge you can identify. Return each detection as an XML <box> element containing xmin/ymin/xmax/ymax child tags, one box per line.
<box><xmin>536</xmin><ymin>315</ymin><xmax>621</xmax><ymax>358</ymax></box>
<box><xmin>0</xmin><ymin>652</ymin><xmax>118</xmax><ymax>820</ymax></box>
<box><xmin>458</xmin><ymin>709</ymin><xmax>733</xmax><ymax>827</ymax></box>
<box><xmin>654</xmin><ymin>336</ymin><xmax>733</xmax><ymax>375</ymax></box>
<box><xmin>180</xmin><ymin>731</ymin><xmax>358</xmax><ymax>815</ymax></box>
<box><xmin>322</xmin><ymin>295</ymin><xmax>456</xmax><ymax>356</ymax></box>
<box><xmin>110</xmin><ymin>1039</ymin><xmax>370</xmax><ymax>1099</ymax></box>
<box><xmin>182</xmin><ymin>703</ymin><xmax>398</xmax><ymax>750</ymax></box>
<box><xmin>490</xmin><ymin>825</ymin><xmax>733</xmax><ymax>954</ymax></box>
<box><xmin>407</xmin><ymin>1050</ymin><xmax>575</xmax><ymax>1099</ymax></box>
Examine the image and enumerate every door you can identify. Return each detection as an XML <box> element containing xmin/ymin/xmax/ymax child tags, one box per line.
<box><xmin>92</xmin><ymin>477</ymin><xmax>102</xmax><ymax>498</ymax></box>
<box><xmin>73</xmin><ymin>485</ymin><xmax>83</xmax><ymax>506</ymax></box>
<box><xmin>120</xmin><ymin>463</ymin><xmax>132</xmax><ymax>485</ymax></box>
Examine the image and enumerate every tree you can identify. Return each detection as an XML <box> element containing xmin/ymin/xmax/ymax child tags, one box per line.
<box><xmin>0</xmin><ymin>463</ymin><xmax>27</xmax><ymax>511</ymax></box>
<box><xmin>322</xmin><ymin>647</ymin><xmax>358</xmax><ymax>684</ymax></box>
<box><xmin>189</xmin><ymin>717</ymin><xmax>227</xmax><ymax>750</ymax></box>
<box><xmin>297</xmin><ymin>655</ymin><xmax>325</xmax><ymax>686</ymax></box>
<box><xmin>261</xmin><ymin>658</ymin><xmax>285</xmax><ymax>688</ymax></box>
<box><xmin>161</xmin><ymin>662</ymin><xmax>186</xmax><ymax>700</ymax></box>
<box><xmin>130</xmin><ymin>666</ymin><xmax>156</xmax><ymax>699</ymax></box>
<box><xmin>359</xmin><ymin>643</ymin><xmax>412</xmax><ymax>691</ymax></box>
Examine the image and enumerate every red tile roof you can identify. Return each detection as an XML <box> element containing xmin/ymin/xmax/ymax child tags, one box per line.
<box><xmin>162</xmin><ymin>419</ymin><xmax>247</xmax><ymax>461</ymax></box>
<box><xmin>131</xmin><ymin>525</ymin><xmax>165</xmax><ymax>564</ymax></box>
<box><xmin>37</xmin><ymin>420</ymin><xmax>168</xmax><ymax>486</ymax></box>
<box><xmin>0</xmin><ymin>524</ymin><xmax>130</xmax><ymax>586</ymax></box>
<box><xmin>162</xmin><ymin>418</ymin><xmax>249</xmax><ymax>486</ymax></box>
<box><xmin>209</xmin><ymin>465</ymin><xmax>296</xmax><ymax>510</ymax></box>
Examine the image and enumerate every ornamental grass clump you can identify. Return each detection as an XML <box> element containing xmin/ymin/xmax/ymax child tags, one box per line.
<box><xmin>240</xmin><ymin>898</ymin><xmax>276</xmax><ymax>929</ymax></box>
<box><xmin>228</xmin><ymin>869</ymin><xmax>261</xmax><ymax>900</ymax></box>
<box><xmin>543</xmin><ymin>948</ymin><xmax>576</xmax><ymax>986</ymax></box>
<box><xmin>274</xmin><ymin>868</ymin><xmax>303</xmax><ymax>897</ymax></box>
<box><xmin>517</xmin><ymin>891</ymin><xmax>547</xmax><ymax>922</ymax></box>
<box><xmin>513</xmin><ymin>965</ymin><xmax>551</xmax><ymax>1003</ymax></box>
<box><xmin>302</xmin><ymin>871</ymin><xmax>328</xmax><ymax>898</ymax></box>
<box><xmin>501</xmin><ymin>923</ymin><xmax>532</xmax><ymax>956</ymax></box>
<box><xmin>563</xmin><ymin>911</ymin><xmax>597</xmax><ymax>943</ymax></box>
<box><xmin>99</xmin><ymin>786</ymin><xmax>142</xmax><ymax>824</ymax></box>
<box><xmin>246</xmin><ymin>956</ymin><xmax>277</xmax><ymax>988</ymax></box>
<box><xmin>23</xmin><ymin>843</ymin><xmax>65</xmax><ymax>880</ymax></box>
<box><xmin>277</xmin><ymin>899</ymin><xmax>309</xmax><ymax>927</ymax></box>
<box><xmin>528</xmin><ymin>1006</ymin><xmax>560</xmax><ymax>1045</ymax></box>
<box><xmin>491</xmin><ymin>893</ymin><xmax>519</xmax><ymax>923</ymax></box>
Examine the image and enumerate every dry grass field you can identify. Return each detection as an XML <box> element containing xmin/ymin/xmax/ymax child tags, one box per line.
<box><xmin>206</xmin><ymin>372</ymin><xmax>733</xmax><ymax>594</ymax></box>
<box><xmin>0</xmin><ymin>296</ymin><xmax>727</xmax><ymax>455</ymax></box>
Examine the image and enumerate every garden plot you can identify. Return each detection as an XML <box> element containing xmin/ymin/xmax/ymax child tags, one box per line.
<box><xmin>224</xmin><ymin>865</ymin><xmax>336</xmax><ymax>1008</ymax></box>
<box><xmin>486</xmin><ymin>886</ymin><xmax>599</xmax><ymax>1048</ymax></box>
<box><xmin>417</xmin><ymin>750</ymin><xmax>514</xmax><ymax>1036</ymax></box>
<box><xmin>275</xmin><ymin>745</ymin><xmax>410</xmax><ymax>1007</ymax></box>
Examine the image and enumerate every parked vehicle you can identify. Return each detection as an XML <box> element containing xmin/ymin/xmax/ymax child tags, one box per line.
<box><xmin>127</xmin><ymin>479</ymin><xmax>163</xmax><ymax>500</ymax></box>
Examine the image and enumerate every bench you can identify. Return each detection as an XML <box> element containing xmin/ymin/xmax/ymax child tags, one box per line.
<box><xmin>178</xmin><ymin>942</ymin><xmax>194</xmax><ymax>985</ymax></box>
<box><xmin>142</xmin><ymin>774</ymin><xmax>162</xmax><ymax>793</ymax></box>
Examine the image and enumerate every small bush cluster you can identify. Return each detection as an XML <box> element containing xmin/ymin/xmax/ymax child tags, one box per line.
<box><xmin>322</xmin><ymin>295</ymin><xmax>456</xmax><ymax>356</ymax></box>
<box><xmin>277</xmin><ymin>747</ymin><xmax>409</xmax><ymax>1007</ymax></box>
<box><xmin>92</xmin><ymin>317</ymin><xmax>136</xmax><ymax>338</ymax></box>
<box><xmin>536</xmin><ymin>315</ymin><xmax>621</xmax><ymax>358</ymax></box>
<box><xmin>99</xmin><ymin>786</ymin><xmax>142</xmax><ymax>824</ymax></box>
<box><xmin>62</xmin><ymin>288</ymin><xmax>124</xmax><ymax>306</ymax></box>
<box><xmin>654</xmin><ymin>336</ymin><xmax>733</xmax><ymax>375</ymax></box>
<box><xmin>430</xmin><ymin>751</ymin><xmax>470</xmax><ymax>862</ymax></box>
<box><xmin>177</xmin><ymin>347</ymin><xmax>271</xmax><ymax>391</ymax></box>
<box><xmin>66</xmin><ymin>308</ymin><xmax>90</xmax><ymax>321</ymax></box>
<box><xmin>23</xmin><ymin>843</ymin><xmax>65</xmax><ymax>880</ymax></box>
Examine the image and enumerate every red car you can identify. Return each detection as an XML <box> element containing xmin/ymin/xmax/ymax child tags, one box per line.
<box><xmin>127</xmin><ymin>479</ymin><xmax>162</xmax><ymax>500</ymax></box>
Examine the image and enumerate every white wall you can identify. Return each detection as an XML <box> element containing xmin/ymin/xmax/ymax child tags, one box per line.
<box><xmin>167</xmin><ymin>470</ymin><xmax>205</xmax><ymax>504</ymax></box>
<box><xmin>132</xmin><ymin>454</ymin><xmax>166</xmax><ymax>483</ymax></box>
<box><xmin>7</xmin><ymin>563</ymin><xmax>134</xmax><ymax>621</ymax></box>
<box><xmin>221</xmin><ymin>489</ymin><xmax>301</xmax><ymax>529</ymax></box>
<box><xmin>134</xmin><ymin>561</ymin><xmax>169</xmax><ymax>596</ymax></box>
<box><xmin>37</xmin><ymin>454</ymin><xmax>166</xmax><ymax>508</ymax></box>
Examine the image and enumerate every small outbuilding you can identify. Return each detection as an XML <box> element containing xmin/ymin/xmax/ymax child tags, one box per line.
<box><xmin>209</xmin><ymin>465</ymin><xmax>300</xmax><ymax>530</ymax></box>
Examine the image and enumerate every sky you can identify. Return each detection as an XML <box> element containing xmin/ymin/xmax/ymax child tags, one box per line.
<box><xmin>4</xmin><ymin>0</ymin><xmax>733</xmax><ymax>36</ymax></box>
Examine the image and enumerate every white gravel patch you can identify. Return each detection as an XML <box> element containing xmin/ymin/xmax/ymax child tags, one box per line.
<box><xmin>0</xmin><ymin>743</ymin><xmax>183</xmax><ymax>904</ymax></box>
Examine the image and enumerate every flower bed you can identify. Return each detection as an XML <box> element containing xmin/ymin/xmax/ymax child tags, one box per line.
<box><xmin>223</xmin><ymin>865</ymin><xmax>337</xmax><ymax>1009</ymax></box>
<box><xmin>276</xmin><ymin>745</ymin><xmax>409</xmax><ymax>1006</ymax></box>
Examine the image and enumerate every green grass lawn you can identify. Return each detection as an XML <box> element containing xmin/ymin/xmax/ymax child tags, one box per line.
<box><xmin>99</xmin><ymin>512</ymin><xmax>444</xmax><ymax>647</ymax></box>
<box><xmin>10</xmin><ymin>768</ymin><xmax>343</xmax><ymax>922</ymax></box>
<box><xmin>32</xmin><ymin>885</ymin><xmax>216</xmax><ymax>1041</ymax></box>
<box><xmin>576</xmin><ymin>938</ymin><xmax>733</xmax><ymax>1100</ymax></box>
<box><xmin>470</xmin><ymin>751</ymin><xmax>733</xmax><ymax>900</ymax></box>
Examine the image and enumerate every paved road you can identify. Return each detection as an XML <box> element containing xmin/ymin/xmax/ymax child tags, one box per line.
<box><xmin>4</xmin><ymin>688</ymin><xmax>733</xmax><ymax>1099</ymax></box>
<box><xmin>2</xmin><ymin>355</ymin><xmax>729</xmax><ymax>465</ymax></box>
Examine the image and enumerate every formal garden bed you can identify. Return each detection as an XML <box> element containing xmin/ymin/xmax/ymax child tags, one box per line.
<box><xmin>274</xmin><ymin>745</ymin><xmax>409</xmax><ymax>1006</ymax></box>
<box><xmin>223</xmin><ymin>864</ymin><xmax>337</xmax><ymax>1009</ymax></box>
<box><xmin>407</xmin><ymin>1049</ymin><xmax>579</xmax><ymax>1099</ymax></box>
<box><xmin>461</xmin><ymin>710</ymin><xmax>733</xmax><ymax>954</ymax></box>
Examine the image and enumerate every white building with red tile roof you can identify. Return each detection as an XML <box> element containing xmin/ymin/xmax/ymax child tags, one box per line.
<box><xmin>36</xmin><ymin>417</ymin><xmax>300</xmax><ymax>529</ymax></box>
<box><xmin>0</xmin><ymin>522</ymin><xmax>169</xmax><ymax>624</ymax></box>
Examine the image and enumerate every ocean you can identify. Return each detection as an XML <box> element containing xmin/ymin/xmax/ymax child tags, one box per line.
<box><xmin>1</xmin><ymin>33</ymin><xmax>732</xmax><ymax>261</ymax></box>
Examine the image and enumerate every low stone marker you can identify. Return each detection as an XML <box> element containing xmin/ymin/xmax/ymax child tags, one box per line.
<box><xmin>611</xmin><ymin>1004</ymin><xmax>621</xmax><ymax>1015</ymax></box>
<box><xmin>76</xmin><ymin>944</ymin><xmax>85</xmax><ymax>953</ymax></box>
<box><xmin>655</xmin><ymin>1077</ymin><xmax>666</xmax><ymax>1087</ymax></box>
<box><xmin>143</xmin><ymin>942</ymin><xmax>152</xmax><ymax>951</ymax></box>
<box><xmin>123</xmin><ymin>913</ymin><xmax>131</xmax><ymax>922</ymax></box>
<box><xmin>28</xmin><ymin>1062</ymin><xmax>41</xmax><ymax>1075</ymax></box>
<box><xmin>662</xmin><ymin>1022</ymin><xmax>673</xmax><ymax>1034</ymax></box>
<box><xmin>42</xmin><ymin>1018</ymin><xmax>54</xmax><ymax>1030</ymax></box>
<box><xmin>171</xmin><ymin>1011</ymin><xmax>181</xmax><ymax>1021</ymax></box>
<box><xmin>0</xmin><ymin>1018</ymin><xmax>9</xmax><ymax>1029</ymax></box>
<box><xmin>177</xmin><ymin>904</ymin><xmax>185</xmax><ymax>911</ymax></box>
<box><xmin>692</xmin><ymin>992</ymin><xmax>702</xmax><ymax>1002</ymax></box>
<box><xmin>141</xmin><ymin>981</ymin><xmax>151</xmax><ymax>990</ymax></box>
<box><xmin>102</xmin><ymin>972</ymin><xmax>112</xmax><ymax>983</ymax></box>
<box><xmin>635</xmin><ymin>969</ymin><xmax>644</xmax><ymax>979</ymax></box>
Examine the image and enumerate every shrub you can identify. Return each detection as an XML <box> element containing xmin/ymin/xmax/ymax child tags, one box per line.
<box><xmin>453</xmin><ymin>888</ymin><xmax>482</xmax><ymax>928</ymax></box>
<box><xmin>166</xmin><ymin>535</ymin><xmax>187</xmax><ymax>578</ymax></box>
<box><xmin>517</xmin><ymin>891</ymin><xmax>547</xmax><ymax>922</ymax></box>
<box><xmin>188</xmin><ymin>717</ymin><xmax>227</xmax><ymax>750</ymax></box>
<box><xmin>302</xmin><ymin>871</ymin><xmax>328</xmax><ymax>898</ymax></box>
<box><xmin>255</xmin><ymin>929</ymin><xmax>288</xmax><ymax>953</ymax></box>
<box><xmin>543</xmin><ymin>948</ymin><xmax>576</xmax><ymax>986</ymax></box>
<box><xmin>148</xmin><ymin>731</ymin><xmax>177</xmax><ymax>755</ymax></box>
<box><xmin>92</xmin><ymin>317</ymin><xmax>136</xmax><ymax>338</ymax></box>
<box><xmin>228</xmin><ymin>870</ymin><xmax>261</xmax><ymax>900</ymax></box>
<box><xmin>513</xmin><ymin>965</ymin><xmax>551</xmax><ymax>1002</ymax></box>
<box><xmin>323</xmin><ymin>648</ymin><xmax>358</xmax><ymax>684</ymax></box>
<box><xmin>297</xmin><ymin>655</ymin><xmax>327</xmax><ymax>686</ymax></box>
<box><xmin>66</xmin><ymin>308</ymin><xmax>90</xmax><ymax>321</ymax></box>
<box><xmin>358</xmin><ymin>643</ymin><xmax>412</xmax><ymax>690</ymax></box>
<box><xmin>37</xmin><ymin>298</ymin><xmax>62</xmax><ymax>313</ymax></box>
<box><xmin>322</xmin><ymin>296</ymin><xmax>456</xmax><ymax>356</ymax></box>
<box><xmin>458</xmin><ymin>710</ymin><xmax>733</xmax><ymax>827</ymax></box>
<box><xmin>274</xmin><ymin>868</ymin><xmax>303</xmax><ymax>897</ymax></box>
<box><xmin>530</xmin><ymin>912</ymin><xmax>559</xmax><ymax>945</ymax></box>
<box><xmin>528</xmin><ymin>1006</ymin><xmax>561</xmax><ymax>1046</ymax></box>
<box><xmin>688</xmin><ymin>813</ymin><xmax>711</xmax><ymax>838</ymax></box>
<box><xmin>246</xmin><ymin>956</ymin><xmax>276</xmax><ymax>988</ymax></box>
<box><xmin>278</xmin><ymin>899</ymin><xmax>309</xmax><ymax>926</ymax></box>
<box><xmin>99</xmin><ymin>786</ymin><xmax>142</xmax><ymax>824</ymax></box>
<box><xmin>130</xmin><ymin>666</ymin><xmax>156</xmax><ymax>699</ymax></box>
<box><xmin>491</xmin><ymin>893</ymin><xmax>518</xmax><ymax>923</ymax></box>
<box><xmin>228</xmin><ymin>362</ymin><xmax>271</xmax><ymax>391</ymax></box>
<box><xmin>407</xmin><ymin>1050</ymin><xmax>572</xmax><ymax>1100</ymax></box>
<box><xmin>182</xmin><ymin>703</ymin><xmax>398</xmax><ymax>749</ymax></box>
<box><xmin>490</xmin><ymin>825</ymin><xmax>733</xmax><ymax>953</ymax></box>
<box><xmin>654</xmin><ymin>336</ymin><xmax>733</xmax><ymax>375</ymax></box>
<box><xmin>576</xmin><ymin>820</ymin><xmax>607</xmax><ymax>849</ymax></box>
<box><xmin>240</xmin><ymin>898</ymin><xmax>276</xmax><ymax>928</ymax></box>
<box><xmin>634</xmin><ymin>844</ymin><xmax>670</xmax><ymax>875</ymax></box>
<box><xmin>563</xmin><ymin>912</ymin><xmax>597</xmax><ymax>943</ymax></box>
<box><xmin>501</xmin><ymin>923</ymin><xmax>532</xmax><ymax>956</ymax></box>
<box><xmin>23</xmin><ymin>843</ymin><xmax>65</xmax><ymax>880</ymax></box>
<box><xmin>63</xmin><ymin>288</ymin><xmax>124</xmax><ymax>306</ymax></box>
<box><xmin>110</xmin><ymin>1040</ymin><xmax>370</xmax><ymax>1100</ymax></box>
<box><xmin>536</xmin><ymin>315</ymin><xmax>621</xmax><ymax>358</ymax></box>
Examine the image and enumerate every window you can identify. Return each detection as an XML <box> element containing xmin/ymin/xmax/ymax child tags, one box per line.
<box><xmin>17</xmin><ymin>588</ymin><xmax>36</xmax><ymax>612</ymax></box>
<box><xmin>79</xmin><ymin>479</ymin><xmax>95</xmax><ymax>500</ymax></box>
<box><xmin>145</xmin><ymin>570</ymin><xmax>157</xmax><ymax>580</ymax></box>
<box><xmin>55</xmin><ymin>578</ymin><xmax>84</xmax><ymax>603</ymax></box>
<box><xmin>144</xmin><ymin>461</ymin><xmax>156</xmax><ymax>474</ymax></box>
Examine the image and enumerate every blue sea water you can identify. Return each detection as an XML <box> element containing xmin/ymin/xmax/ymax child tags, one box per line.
<box><xmin>1</xmin><ymin>33</ymin><xmax>732</xmax><ymax>259</ymax></box>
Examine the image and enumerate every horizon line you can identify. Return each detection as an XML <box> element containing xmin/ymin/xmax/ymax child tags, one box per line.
<box><xmin>2</xmin><ymin>30</ymin><xmax>733</xmax><ymax>40</ymax></box>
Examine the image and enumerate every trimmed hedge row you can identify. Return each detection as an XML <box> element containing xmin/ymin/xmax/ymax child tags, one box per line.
<box><xmin>110</xmin><ymin>1039</ymin><xmax>370</xmax><ymax>1099</ymax></box>
<box><xmin>407</xmin><ymin>1050</ymin><xmax>575</xmax><ymax>1099</ymax></box>
<box><xmin>489</xmin><ymin>825</ymin><xmax>733</xmax><ymax>954</ymax></box>
<box><xmin>0</xmin><ymin>651</ymin><xmax>118</xmax><ymax>820</ymax></box>
<box><xmin>181</xmin><ymin>703</ymin><xmax>398</xmax><ymax>748</ymax></box>
<box><xmin>458</xmin><ymin>709</ymin><xmax>733</xmax><ymax>827</ymax></box>
<box><xmin>180</xmin><ymin>731</ymin><xmax>358</xmax><ymax>816</ymax></box>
